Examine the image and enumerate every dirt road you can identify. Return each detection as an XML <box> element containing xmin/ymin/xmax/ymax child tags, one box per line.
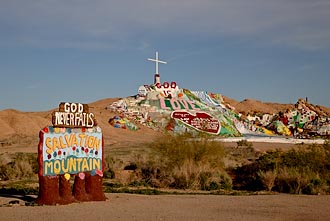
<box><xmin>1</xmin><ymin>193</ymin><xmax>330</xmax><ymax>221</ymax></box>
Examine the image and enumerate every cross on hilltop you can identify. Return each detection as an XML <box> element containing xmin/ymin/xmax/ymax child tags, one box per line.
<box><xmin>148</xmin><ymin>51</ymin><xmax>167</xmax><ymax>85</ymax></box>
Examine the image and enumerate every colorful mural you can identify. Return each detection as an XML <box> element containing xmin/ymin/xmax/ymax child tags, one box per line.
<box><xmin>171</xmin><ymin>111</ymin><xmax>221</xmax><ymax>135</ymax></box>
<box><xmin>159</xmin><ymin>98</ymin><xmax>201</xmax><ymax>111</ymax></box>
<box><xmin>40</xmin><ymin>126</ymin><xmax>103</xmax><ymax>176</ymax></box>
<box><xmin>109</xmin><ymin>82</ymin><xmax>242</xmax><ymax>137</ymax></box>
<box><xmin>109</xmin><ymin>75</ymin><xmax>329</xmax><ymax>138</ymax></box>
<box><xmin>109</xmin><ymin>115</ymin><xmax>139</xmax><ymax>130</ymax></box>
<box><xmin>191</xmin><ymin>91</ymin><xmax>222</xmax><ymax>108</ymax></box>
<box><xmin>154</xmin><ymin>81</ymin><xmax>180</xmax><ymax>98</ymax></box>
<box><xmin>244</xmin><ymin>98</ymin><xmax>330</xmax><ymax>138</ymax></box>
<box><xmin>36</xmin><ymin>102</ymin><xmax>106</xmax><ymax>205</ymax></box>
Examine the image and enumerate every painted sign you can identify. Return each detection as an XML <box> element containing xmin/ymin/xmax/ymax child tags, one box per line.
<box><xmin>37</xmin><ymin>102</ymin><xmax>106</xmax><ymax>205</ymax></box>
<box><xmin>160</xmin><ymin>98</ymin><xmax>201</xmax><ymax>111</ymax></box>
<box><xmin>38</xmin><ymin>126</ymin><xmax>103</xmax><ymax>176</ymax></box>
<box><xmin>52</xmin><ymin>102</ymin><xmax>95</xmax><ymax>128</ymax></box>
<box><xmin>155</xmin><ymin>82</ymin><xmax>180</xmax><ymax>98</ymax></box>
<box><xmin>171</xmin><ymin>111</ymin><xmax>221</xmax><ymax>135</ymax></box>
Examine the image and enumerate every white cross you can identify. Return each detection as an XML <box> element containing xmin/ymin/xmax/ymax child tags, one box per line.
<box><xmin>148</xmin><ymin>51</ymin><xmax>167</xmax><ymax>74</ymax></box>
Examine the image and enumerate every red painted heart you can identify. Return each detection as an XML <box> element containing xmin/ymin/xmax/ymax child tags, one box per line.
<box><xmin>171</xmin><ymin>111</ymin><xmax>221</xmax><ymax>135</ymax></box>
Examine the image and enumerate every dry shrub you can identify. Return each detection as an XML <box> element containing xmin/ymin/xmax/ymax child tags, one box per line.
<box><xmin>258</xmin><ymin>170</ymin><xmax>277</xmax><ymax>191</ymax></box>
<box><xmin>236</xmin><ymin>140</ymin><xmax>253</xmax><ymax>148</ymax></box>
<box><xmin>0</xmin><ymin>153</ymin><xmax>37</xmax><ymax>181</ymax></box>
<box><xmin>134</xmin><ymin>133</ymin><xmax>232</xmax><ymax>190</ymax></box>
<box><xmin>103</xmin><ymin>154</ymin><xmax>122</xmax><ymax>179</ymax></box>
<box><xmin>275</xmin><ymin>167</ymin><xmax>321</xmax><ymax>194</ymax></box>
<box><xmin>274</xmin><ymin>167</ymin><xmax>328</xmax><ymax>195</ymax></box>
<box><xmin>235</xmin><ymin>141</ymin><xmax>330</xmax><ymax>194</ymax></box>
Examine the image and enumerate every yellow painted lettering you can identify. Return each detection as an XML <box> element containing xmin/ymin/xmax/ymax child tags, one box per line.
<box><xmin>88</xmin><ymin>136</ymin><xmax>95</xmax><ymax>148</ymax></box>
<box><xmin>52</xmin><ymin>137</ymin><xmax>60</xmax><ymax>150</ymax></box>
<box><xmin>93</xmin><ymin>158</ymin><xmax>101</xmax><ymax>170</ymax></box>
<box><xmin>59</xmin><ymin>136</ymin><xmax>66</xmax><ymax>149</ymax></box>
<box><xmin>71</xmin><ymin>134</ymin><xmax>78</xmax><ymax>147</ymax></box>
<box><xmin>69</xmin><ymin>158</ymin><xmax>76</xmax><ymax>172</ymax></box>
<box><xmin>84</xmin><ymin>135</ymin><xmax>89</xmax><ymax>147</ymax></box>
<box><xmin>61</xmin><ymin>158</ymin><xmax>69</xmax><ymax>173</ymax></box>
<box><xmin>54</xmin><ymin>160</ymin><xmax>61</xmax><ymax>174</ymax></box>
<box><xmin>79</xmin><ymin>134</ymin><xmax>86</xmax><ymax>147</ymax></box>
<box><xmin>94</xmin><ymin>138</ymin><xmax>100</xmax><ymax>151</ymax></box>
<box><xmin>44</xmin><ymin>161</ymin><xmax>53</xmax><ymax>175</ymax></box>
<box><xmin>76</xmin><ymin>158</ymin><xmax>82</xmax><ymax>171</ymax></box>
<box><xmin>81</xmin><ymin>158</ymin><xmax>89</xmax><ymax>171</ymax></box>
<box><xmin>45</xmin><ymin>137</ymin><xmax>53</xmax><ymax>154</ymax></box>
<box><xmin>89</xmin><ymin>158</ymin><xmax>92</xmax><ymax>169</ymax></box>
<box><xmin>64</xmin><ymin>134</ymin><xmax>72</xmax><ymax>147</ymax></box>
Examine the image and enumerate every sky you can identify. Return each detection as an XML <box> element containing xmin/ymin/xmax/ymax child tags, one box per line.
<box><xmin>1</xmin><ymin>0</ymin><xmax>330</xmax><ymax>111</ymax></box>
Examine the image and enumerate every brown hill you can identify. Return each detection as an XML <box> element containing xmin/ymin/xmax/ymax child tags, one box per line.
<box><xmin>223</xmin><ymin>97</ymin><xmax>294</xmax><ymax>115</ymax></box>
<box><xmin>223</xmin><ymin>96</ymin><xmax>330</xmax><ymax>116</ymax></box>
<box><xmin>0</xmin><ymin>98</ymin><xmax>161</xmax><ymax>151</ymax></box>
<box><xmin>1</xmin><ymin>96</ymin><xmax>329</xmax><ymax>152</ymax></box>
<box><xmin>0</xmin><ymin>109</ymin><xmax>52</xmax><ymax>142</ymax></box>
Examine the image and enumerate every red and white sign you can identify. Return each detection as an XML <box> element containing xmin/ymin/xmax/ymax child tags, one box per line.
<box><xmin>155</xmin><ymin>81</ymin><xmax>179</xmax><ymax>98</ymax></box>
<box><xmin>171</xmin><ymin>111</ymin><xmax>221</xmax><ymax>135</ymax></box>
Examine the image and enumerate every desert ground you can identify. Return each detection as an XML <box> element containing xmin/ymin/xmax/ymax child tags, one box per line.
<box><xmin>0</xmin><ymin>139</ymin><xmax>326</xmax><ymax>221</ymax></box>
<box><xmin>1</xmin><ymin>193</ymin><xmax>330</xmax><ymax>220</ymax></box>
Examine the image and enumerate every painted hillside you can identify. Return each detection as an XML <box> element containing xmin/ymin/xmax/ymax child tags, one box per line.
<box><xmin>1</xmin><ymin>80</ymin><xmax>330</xmax><ymax>149</ymax></box>
<box><xmin>108</xmin><ymin>84</ymin><xmax>241</xmax><ymax>137</ymax></box>
<box><xmin>107</xmin><ymin>80</ymin><xmax>330</xmax><ymax>139</ymax></box>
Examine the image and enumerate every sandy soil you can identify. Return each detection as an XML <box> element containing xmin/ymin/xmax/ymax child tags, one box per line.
<box><xmin>223</xmin><ymin>141</ymin><xmax>296</xmax><ymax>152</ymax></box>
<box><xmin>0</xmin><ymin>193</ymin><xmax>330</xmax><ymax>220</ymax></box>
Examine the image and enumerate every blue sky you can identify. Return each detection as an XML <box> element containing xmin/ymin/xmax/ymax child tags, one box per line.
<box><xmin>1</xmin><ymin>0</ymin><xmax>330</xmax><ymax>111</ymax></box>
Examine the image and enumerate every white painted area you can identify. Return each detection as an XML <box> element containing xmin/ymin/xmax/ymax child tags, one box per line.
<box><xmin>138</xmin><ymin>85</ymin><xmax>148</xmax><ymax>97</ymax></box>
<box><xmin>216</xmin><ymin>136</ymin><xmax>325</xmax><ymax>145</ymax></box>
<box><xmin>319</xmin><ymin>124</ymin><xmax>330</xmax><ymax>135</ymax></box>
<box><xmin>191</xmin><ymin>91</ymin><xmax>222</xmax><ymax>108</ymax></box>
